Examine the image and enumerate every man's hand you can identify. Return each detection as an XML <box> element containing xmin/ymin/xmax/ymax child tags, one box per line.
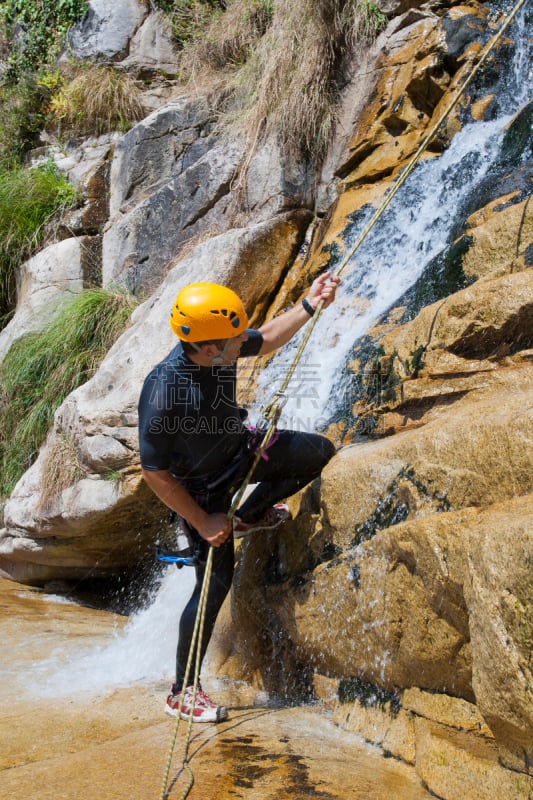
<box><xmin>307</xmin><ymin>270</ymin><xmax>339</xmax><ymax>311</ymax></box>
<box><xmin>258</xmin><ymin>270</ymin><xmax>340</xmax><ymax>356</ymax></box>
<box><xmin>197</xmin><ymin>512</ymin><xmax>232</xmax><ymax>547</ymax></box>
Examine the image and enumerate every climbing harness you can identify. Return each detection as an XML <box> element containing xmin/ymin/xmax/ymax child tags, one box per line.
<box><xmin>157</xmin><ymin>1</ymin><xmax>528</xmax><ymax>796</ymax></box>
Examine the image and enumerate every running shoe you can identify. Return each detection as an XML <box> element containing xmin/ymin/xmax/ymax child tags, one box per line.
<box><xmin>233</xmin><ymin>502</ymin><xmax>290</xmax><ymax>538</ymax></box>
<box><xmin>165</xmin><ymin>685</ymin><xmax>228</xmax><ymax>722</ymax></box>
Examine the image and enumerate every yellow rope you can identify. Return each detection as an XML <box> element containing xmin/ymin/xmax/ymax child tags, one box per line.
<box><xmin>158</xmin><ymin>546</ymin><xmax>214</xmax><ymax>800</ymax></box>
<box><xmin>157</xmin><ymin>1</ymin><xmax>527</xmax><ymax>796</ymax></box>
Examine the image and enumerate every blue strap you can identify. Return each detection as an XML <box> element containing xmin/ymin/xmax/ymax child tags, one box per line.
<box><xmin>155</xmin><ymin>546</ymin><xmax>197</xmax><ymax>568</ymax></box>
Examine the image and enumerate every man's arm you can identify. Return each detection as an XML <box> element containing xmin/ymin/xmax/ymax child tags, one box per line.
<box><xmin>257</xmin><ymin>271</ymin><xmax>339</xmax><ymax>356</ymax></box>
<box><xmin>141</xmin><ymin>468</ymin><xmax>231</xmax><ymax>547</ymax></box>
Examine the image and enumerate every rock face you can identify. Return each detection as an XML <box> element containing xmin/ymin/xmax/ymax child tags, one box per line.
<box><xmin>67</xmin><ymin>0</ymin><xmax>149</xmax><ymax>61</ymax></box>
<box><xmin>0</xmin><ymin>1</ymin><xmax>532</xmax><ymax>792</ymax></box>
<box><xmin>0</xmin><ymin>239</ymin><xmax>84</xmax><ymax>361</ymax></box>
<box><xmin>103</xmin><ymin>96</ymin><xmax>246</xmax><ymax>292</ymax></box>
<box><xmin>103</xmin><ymin>96</ymin><xmax>313</xmax><ymax>293</ymax></box>
<box><xmin>0</xmin><ymin>211</ymin><xmax>311</xmax><ymax>584</ymax></box>
<box><xmin>122</xmin><ymin>10</ymin><xmax>179</xmax><ymax>75</ymax></box>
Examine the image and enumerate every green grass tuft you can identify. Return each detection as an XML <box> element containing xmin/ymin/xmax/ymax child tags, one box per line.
<box><xmin>0</xmin><ymin>288</ymin><xmax>138</xmax><ymax>499</ymax></box>
<box><xmin>0</xmin><ymin>160</ymin><xmax>78</xmax><ymax>327</ymax></box>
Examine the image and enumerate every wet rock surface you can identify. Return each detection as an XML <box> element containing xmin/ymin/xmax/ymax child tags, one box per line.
<box><xmin>0</xmin><ymin>578</ymin><xmax>432</xmax><ymax>800</ymax></box>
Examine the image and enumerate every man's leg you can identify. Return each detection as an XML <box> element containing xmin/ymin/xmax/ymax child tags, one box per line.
<box><xmin>174</xmin><ymin>533</ymin><xmax>234</xmax><ymax>691</ymax></box>
<box><xmin>236</xmin><ymin>430</ymin><xmax>335</xmax><ymax>522</ymax></box>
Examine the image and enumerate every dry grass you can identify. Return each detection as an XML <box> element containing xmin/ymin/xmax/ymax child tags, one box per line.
<box><xmin>48</xmin><ymin>65</ymin><xmax>146</xmax><ymax>137</ymax></box>
<box><xmin>39</xmin><ymin>434</ymin><xmax>86</xmax><ymax>511</ymax></box>
<box><xmin>178</xmin><ymin>0</ymin><xmax>386</xmax><ymax>161</ymax></box>
<box><xmin>233</xmin><ymin>0</ymin><xmax>386</xmax><ymax>158</ymax></box>
<box><xmin>187</xmin><ymin>0</ymin><xmax>272</xmax><ymax>74</ymax></box>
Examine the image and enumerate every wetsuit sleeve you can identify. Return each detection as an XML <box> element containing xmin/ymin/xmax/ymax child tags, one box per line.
<box><xmin>138</xmin><ymin>371</ymin><xmax>178</xmax><ymax>471</ymax></box>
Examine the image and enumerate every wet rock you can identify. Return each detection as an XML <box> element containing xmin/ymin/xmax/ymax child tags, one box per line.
<box><xmin>60</xmin><ymin>160</ymin><xmax>110</xmax><ymax>237</ymax></box>
<box><xmin>345</xmin><ymin>268</ymin><xmax>533</xmax><ymax>438</ymax></box>
<box><xmin>465</xmin><ymin>504</ymin><xmax>533</xmax><ymax>772</ymax></box>
<box><xmin>230</xmin><ymin>494</ymin><xmax>533</xmax><ymax>770</ymax></box>
<box><xmin>402</xmin><ymin>687</ymin><xmax>493</xmax><ymax>735</ymax></box>
<box><xmin>414</xmin><ymin>718</ymin><xmax>531</xmax><ymax>799</ymax></box>
<box><xmin>390</xmin><ymin>268</ymin><xmax>533</xmax><ymax>366</ymax></box>
<box><xmin>0</xmin><ymin>577</ymin><xmax>436</xmax><ymax>800</ymax></box>
<box><xmin>459</xmin><ymin>192</ymin><xmax>533</xmax><ymax>279</ymax></box>
<box><xmin>336</xmin><ymin>4</ymin><xmax>490</xmax><ymax>186</ymax></box>
<box><xmin>442</xmin><ymin>5</ymin><xmax>489</xmax><ymax>68</ymax></box>
<box><xmin>500</xmin><ymin>101</ymin><xmax>533</xmax><ymax>167</ymax></box>
<box><xmin>334</xmin><ymin>699</ymin><xmax>417</xmax><ymax>764</ymax></box>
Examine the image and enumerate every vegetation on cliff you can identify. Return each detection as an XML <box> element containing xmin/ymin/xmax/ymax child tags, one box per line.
<box><xmin>0</xmin><ymin>160</ymin><xmax>78</xmax><ymax>326</ymax></box>
<box><xmin>46</xmin><ymin>65</ymin><xmax>146</xmax><ymax>137</ymax></box>
<box><xmin>0</xmin><ymin>288</ymin><xmax>137</xmax><ymax>499</ymax></box>
<box><xmin>155</xmin><ymin>0</ymin><xmax>386</xmax><ymax>158</ymax></box>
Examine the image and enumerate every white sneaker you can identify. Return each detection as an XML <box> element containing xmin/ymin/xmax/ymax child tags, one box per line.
<box><xmin>233</xmin><ymin>503</ymin><xmax>290</xmax><ymax>538</ymax></box>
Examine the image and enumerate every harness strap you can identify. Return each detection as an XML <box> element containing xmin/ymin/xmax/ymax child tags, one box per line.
<box><xmin>155</xmin><ymin>544</ymin><xmax>199</xmax><ymax>568</ymax></box>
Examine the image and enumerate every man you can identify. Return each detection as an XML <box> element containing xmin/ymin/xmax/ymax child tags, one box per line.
<box><xmin>138</xmin><ymin>272</ymin><xmax>338</xmax><ymax>722</ymax></box>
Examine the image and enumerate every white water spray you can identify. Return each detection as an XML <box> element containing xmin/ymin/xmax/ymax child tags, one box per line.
<box><xmin>40</xmin><ymin>568</ymin><xmax>194</xmax><ymax>695</ymax></box>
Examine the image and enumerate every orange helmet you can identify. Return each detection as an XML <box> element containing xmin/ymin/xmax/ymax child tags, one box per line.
<box><xmin>170</xmin><ymin>282</ymin><xmax>249</xmax><ymax>342</ymax></box>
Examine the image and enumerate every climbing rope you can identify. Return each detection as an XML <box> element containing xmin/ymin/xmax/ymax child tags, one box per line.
<box><xmin>157</xmin><ymin>0</ymin><xmax>528</xmax><ymax>796</ymax></box>
<box><xmin>158</xmin><ymin>545</ymin><xmax>214</xmax><ymax>800</ymax></box>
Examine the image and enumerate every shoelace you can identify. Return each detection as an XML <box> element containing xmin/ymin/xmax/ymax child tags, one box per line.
<box><xmin>196</xmin><ymin>690</ymin><xmax>218</xmax><ymax>708</ymax></box>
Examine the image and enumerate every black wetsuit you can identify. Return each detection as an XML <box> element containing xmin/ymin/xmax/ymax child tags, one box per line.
<box><xmin>138</xmin><ymin>332</ymin><xmax>335</xmax><ymax>690</ymax></box>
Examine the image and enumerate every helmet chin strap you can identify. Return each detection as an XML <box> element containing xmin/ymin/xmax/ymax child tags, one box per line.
<box><xmin>211</xmin><ymin>339</ymin><xmax>233</xmax><ymax>366</ymax></box>
<box><xmin>188</xmin><ymin>339</ymin><xmax>233</xmax><ymax>365</ymax></box>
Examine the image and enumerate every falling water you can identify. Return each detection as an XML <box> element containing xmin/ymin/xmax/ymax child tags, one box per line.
<box><xmin>39</xmin><ymin>568</ymin><xmax>195</xmax><ymax>694</ymax></box>
<box><xmin>40</xmin><ymin>3</ymin><xmax>531</xmax><ymax>695</ymax></box>
<box><xmin>253</xmin><ymin>1</ymin><xmax>532</xmax><ymax>431</ymax></box>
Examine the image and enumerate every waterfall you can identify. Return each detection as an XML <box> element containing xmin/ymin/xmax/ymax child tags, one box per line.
<box><xmin>252</xmin><ymin>2</ymin><xmax>531</xmax><ymax>431</ymax></box>
<box><xmin>41</xmin><ymin>4</ymin><xmax>531</xmax><ymax>695</ymax></box>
